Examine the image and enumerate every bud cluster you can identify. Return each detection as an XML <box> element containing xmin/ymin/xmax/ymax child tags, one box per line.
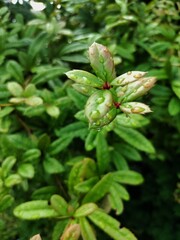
<box><xmin>66</xmin><ymin>42</ymin><xmax>156</xmax><ymax>129</ymax></box>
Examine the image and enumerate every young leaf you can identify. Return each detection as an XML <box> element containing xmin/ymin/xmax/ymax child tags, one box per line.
<box><xmin>13</xmin><ymin>200</ymin><xmax>59</xmax><ymax>220</ymax></box>
<box><xmin>60</xmin><ymin>223</ymin><xmax>81</xmax><ymax>240</ymax></box>
<box><xmin>114</xmin><ymin>125</ymin><xmax>155</xmax><ymax>153</ymax></box>
<box><xmin>79</xmin><ymin>217</ymin><xmax>97</xmax><ymax>240</ymax></box>
<box><xmin>30</xmin><ymin>234</ymin><xmax>42</xmax><ymax>240</ymax></box>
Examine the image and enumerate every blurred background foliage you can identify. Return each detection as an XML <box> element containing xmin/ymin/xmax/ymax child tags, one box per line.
<box><xmin>0</xmin><ymin>0</ymin><xmax>179</xmax><ymax>239</ymax></box>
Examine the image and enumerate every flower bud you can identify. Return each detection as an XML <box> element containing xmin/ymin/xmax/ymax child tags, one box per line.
<box><xmin>120</xmin><ymin>102</ymin><xmax>152</xmax><ymax>114</ymax></box>
<box><xmin>85</xmin><ymin>90</ymin><xmax>116</xmax><ymax>128</ymax></box>
<box><xmin>88</xmin><ymin>42</ymin><xmax>116</xmax><ymax>82</ymax></box>
<box><xmin>111</xmin><ymin>71</ymin><xmax>147</xmax><ymax>86</ymax></box>
<box><xmin>116</xmin><ymin>77</ymin><xmax>156</xmax><ymax>102</ymax></box>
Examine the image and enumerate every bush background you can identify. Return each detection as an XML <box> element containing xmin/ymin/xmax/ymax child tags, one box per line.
<box><xmin>0</xmin><ymin>0</ymin><xmax>179</xmax><ymax>239</ymax></box>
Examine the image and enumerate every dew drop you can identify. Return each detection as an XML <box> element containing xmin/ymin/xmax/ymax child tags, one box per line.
<box><xmin>96</xmin><ymin>97</ymin><xmax>104</xmax><ymax>104</ymax></box>
<box><xmin>91</xmin><ymin>110</ymin><xmax>100</xmax><ymax>120</ymax></box>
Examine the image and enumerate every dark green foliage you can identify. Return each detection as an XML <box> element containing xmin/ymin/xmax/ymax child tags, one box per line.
<box><xmin>0</xmin><ymin>1</ymin><xmax>179</xmax><ymax>239</ymax></box>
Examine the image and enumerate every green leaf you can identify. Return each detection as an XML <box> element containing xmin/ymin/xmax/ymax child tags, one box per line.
<box><xmin>56</xmin><ymin>121</ymin><xmax>88</xmax><ymax>140</ymax></box>
<box><xmin>172</xmin><ymin>80</ymin><xmax>180</xmax><ymax>99</ymax></box>
<box><xmin>88</xmin><ymin>209</ymin><xmax>123</xmax><ymax>240</ymax></box>
<box><xmin>13</xmin><ymin>200</ymin><xmax>59</xmax><ymax>220</ymax></box>
<box><xmin>32</xmin><ymin>186</ymin><xmax>58</xmax><ymax>200</ymax></box>
<box><xmin>50</xmin><ymin>194</ymin><xmax>68</xmax><ymax>216</ymax></box>
<box><xmin>115</xmin><ymin>143</ymin><xmax>142</xmax><ymax>161</ymax></box>
<box><xmin>74</xmin><ymin>110</ymin><xmax>87</xmax><ymax>122</ymax></box>
<box><xmin>82</xmin><ymin>173</ymin><xmax>113</xmax><ymax>203</ymax></box>
<box><xmin>85</xmin><ymin>129</ymin><xmax>97</xmax><ymax>151</ymax></box>
<box><xmin>7</xmin><ymin>82</ymin><xmax>23</xmax><ymax>97</ymax></box>
<box><xmin>0</xmin><ymin>194</ymin><xmax>14</xmax><ymax>211</ymax></box>
<box><xmin>31</xmin><ymin>66</ymin><xmax>68</xmax><ymax>85</ymax></box>
<box><xmin>68</xmin><ymin>158</ymin><xmax>97</xmax><ymax>195</ymax></box>
<box><xmin>79</xmin><ymin>217</ymin><xmax>97</xmax><ymax>240</ymax></box>
<box><xmin>168</xmin><ymin>97</ymin><xmax>180</xmax><ymax>116</ymax></box>
<box><xmin>25</xmin><ymin>96</ymin><xmax>43</xmax><ymax>106</ymax></box>
<box><xmin>96</xmin><ymin>131</ymin><xmax>110</xmax><ymax>173</ymax></box>
<box><xmin>114</xmin><ymin>125</ymin><xmax>155</xmax><ymax>153</ymax></box>
<box><xmin>43</xmin><ymin>157</ymin><xmax>64</xmax><ymax>174</ymax></box>
<box><xmin>6</xmin><ymin>60</ymin><xmax>24</xmax><ymax>83</ymax></box>
<box><xmin>111</xmin><ymin>182</ymin><xmax>130</xmax><ymax>201</ymax></box>
<box><xmin>115</xmin><ymin>113</ymin><xmax>150</xmax><ymax>128</ymax></box>
<box><xmin>72</xmin><ymin>83</ymin><xmax>96</xmax><ymax>96</ymax></box>
<box><xmin>74</xmin><ymin>203</ymin><xmax>98</xmax><ymax>217</ymax></box>
<box><xmin>61</xmin><ymin>54</ymin><xmax>89</xmax><ymax>63</ymax></box>
<box><xmin>113</xmin><ymin>170</ymin><xmax>144</xmax><ymax>185</ymax></box>
<box><xmin>46</xmin><ymin>105</ymin><xmax>60</xmax><ymax>118</ymax></box>
<box><xmin>0</xmin><ymin>107</ymin><xmax>14</xmax><ymax>118</ymax></box>
<box><xmin>60</xmin><ymin>42</ymin><xmax>88</xmax><ymax>55</ymax></box>
<box><xmin>48</xmin><ymin>136</ymin><xmax>73</xmax><ymax>155</ymax></box>
<box><xmin>28</xmin><ymin>32</ymin><xmax>47</xmax><ymax>60</ymax></box>
<box><xmin>67</xmin><ymin>87</ymin><xmax>87</xmax><ymax>109</ymax></box>
<box><xmin>23</xmin><ymin>84</ymin><xmax>37</xmax><ymax>97</ymax></box>
<box><xmin>66</xmin><ymin>70</ymin><xmax>103</xmax><ymax>88</ymax></box>
<box><xmin>22</xmin><ymin>149</ymin><xmax>41</xmax><ymax>162</ymax></box>
<box><xmin>52</xmin><ymin>220</ymin><xmax>69</xmax><ymax>240</ymax></box>
<box><xmin>2</xmin><ymin>156</ymin><xmax>16</xmax><ymax>178</ymax></box>
<box><xmin>17</xmin><ymin>163</ymin><xmax>35</xmax><ymax>179</ymax></box>
<box><xmin>111</xmin><ymin>150</ymin><xmax>129</xmax><ymax>170</ymax></box>
<box><xmin>74</xmin><ymin>177</ymin><xmax>99</xmax><ymax>193</ymax></box>
<box><xmin>119</xmin><ymin>227</ymin><xmax>137</xmax><ymax>240</ymax></box>
<box><xmin>4</xmin><ymin>174</ymin><xmax>22</xmax><ymax>187</ymax></box>
<box><xmin>108</xmin><ymin>189</ymin><xmax>124</xmax><ymax>215</ymax></box>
